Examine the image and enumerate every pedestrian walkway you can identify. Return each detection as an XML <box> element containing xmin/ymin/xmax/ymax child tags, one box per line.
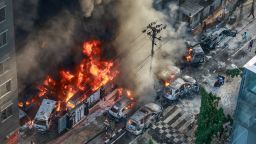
<box><xmin>148</xmin><ymin>99</ymin><xmax>200</xmax><ymax>144</ymax></box>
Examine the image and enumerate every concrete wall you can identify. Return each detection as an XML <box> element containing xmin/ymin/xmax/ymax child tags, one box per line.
<box><xmin>0</xmin><ymin>0</ymin><xmax>19</xmax><ymax>143</ymax></box>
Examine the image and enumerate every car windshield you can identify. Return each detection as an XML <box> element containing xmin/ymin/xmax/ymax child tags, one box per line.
<box><xmin>34</xmin><ymin>120</ymin><xmax>46</xmax><ymax>126</ymax></box>
<box><xmin>165</xmin><ymin>87</ymin><xmax>174</xmax><ymax>95</ymax></box>
<box><xmin>140</xmin><ymin>108</ymin><xmax>149</xmax><ymax>114</ymax></box>
<box><xmin>129</xmin><ymin>120</ymin><xmax>137</xmax><ymax>127</ymax></box>
<box><xmin>110</xmin><ymin>106</ymin><xmax>119</xmax><ymax>113</ymax></box>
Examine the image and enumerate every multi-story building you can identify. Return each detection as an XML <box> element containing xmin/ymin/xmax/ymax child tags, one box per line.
<box><xmin>0</xmin><ymin>0</ymin><xmax>19</xmax><ymax>143</ymax></box>
<box><xmin>231</xmin><ymin>56</ymin><xmax>256</xmax><ymax>144</ymax></box>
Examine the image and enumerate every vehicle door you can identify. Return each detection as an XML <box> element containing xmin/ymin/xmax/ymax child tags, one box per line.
<box><xmin>143</xmin><ymin>114</ymin><xmax>152</xmax><ymax>128</ymax></box>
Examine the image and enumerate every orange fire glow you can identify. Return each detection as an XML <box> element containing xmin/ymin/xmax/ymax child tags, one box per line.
<box><xmin>67</xmin><ymin>101</ymin><xmax>75</xmax><ymax>109</ymax></box>
<box><xmin>56</xmin><ymin>101</ymin><xmax>61</xmax><ymax>112</ymax></box>
<box><xmin>18</xmin><ymin>102</ymin><xmax>23</xmax><ymax>108</ymax></box>
<box><xmin>33</xmin><ymin>40</ymin><xmax>118</xmax><ymax>111</ymax></box>
<box><xmin>25</xmin><ymin>101</ymin><xmax>31</xmax><ymax>106</ymax></box>
<box><xmin>184</xmin><ymin>48</ymin><xmax>193</xmax><ymax>62</ymax></box>
<box><xmin>164</xmin><ymin>81</ymin><xmax>170</xmax><ymax>87</ymax></box>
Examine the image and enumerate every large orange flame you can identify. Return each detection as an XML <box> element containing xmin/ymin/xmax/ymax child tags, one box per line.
<box><xmin>33</xmin><ymin>40</ymin><xmax>118</xmax><ymax>111</ymax></box>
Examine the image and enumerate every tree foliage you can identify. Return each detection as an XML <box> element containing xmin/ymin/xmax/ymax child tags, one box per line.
<box><xmin>225</xmin><ymin>68</ymin><xmax>242</xmax><ymax>78</ymax></box>
<box><xmin>195</xmin><ymin>87</ymin><xmax>227</xmax><ymax>144</ymax></box>
<box><xmin>148</xmin><ymin>138</ymin><xmax>154</xmax><ymax>144</ymax></box>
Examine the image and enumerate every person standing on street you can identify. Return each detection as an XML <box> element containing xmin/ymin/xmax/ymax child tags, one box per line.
<box><xmin>248</xmin><ymin>39</ymin><xmax>254</xmax><ymax>52</ymax></box>
<box><xmin>242</xmin><ymin>31</ymin><xmax>248</xmax><ymax>42</ymax></box>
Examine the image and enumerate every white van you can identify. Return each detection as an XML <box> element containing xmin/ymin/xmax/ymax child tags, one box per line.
<box><xmin>34</xmin><ymin>99</ymin><xmax>56</xmax><ymax>131</ymax></box>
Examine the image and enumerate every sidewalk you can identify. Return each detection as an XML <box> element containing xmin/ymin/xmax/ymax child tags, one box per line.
<box><xmin>48</xmin><ymin>90</ymin><xmax>118</xmax><ymax>144</ymax></box>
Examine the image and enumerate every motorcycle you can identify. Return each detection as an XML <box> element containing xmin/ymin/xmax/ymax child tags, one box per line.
<box><xmin>214</xmin><ymin>75</ymin><xmax>225</xmax><ymax>87</ymax></box>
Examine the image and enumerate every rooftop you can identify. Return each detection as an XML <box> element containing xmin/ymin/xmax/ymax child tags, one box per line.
<box><xmin>34</xmin><ymin>99</ymin><xmax>56</xmax><ymax>121</ymax></box>
<box><xmin>179</xmin><ymin>0</ymin><xmax>204</xmax><ymax>17</ymax></box>
<box><xmin>244</xmin><ymin>56</ymin><xmax>256</xmax><ymax>73</ymax></box>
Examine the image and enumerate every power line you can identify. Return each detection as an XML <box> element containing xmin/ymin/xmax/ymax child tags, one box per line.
<box><xmin>142</xmin><ymin>22</ymin><xmax>167</xmax><ymax>71</ymax></box>
<box><xmin>135</xmin><ymin>40</ymin><xmax>170</xmax><ymax>74</ymax></box>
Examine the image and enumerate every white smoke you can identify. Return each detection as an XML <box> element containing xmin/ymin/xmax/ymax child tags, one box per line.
<box><xmin>114</xmin><ymin>0</ymin><xmax>186</xmax><ymax>102</ymax></box>
<box><xmin>79</xmin><ymin>0</ymin><xmax>112</xmax><ymax>17</ymax></box>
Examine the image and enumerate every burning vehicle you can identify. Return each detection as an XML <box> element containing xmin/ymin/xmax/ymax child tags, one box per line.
<box><xmin>126</xmin><ymin>103</ymin><xmax>162</xmax><ymax>135</ymax></box>
<box><xmin>161</xmin><ymin>75</ymin><xmax>199</xmax><ymax>104</ymax></box>
<box><xmin>33</xmin><ymin>99</ymin><xmax>56</xmax><ymax>132</ymax></box>
<box><xmin>183</xmin><ymin>43</ymin><xmax>205</xmax><ymax>65</ymax></box>
<box><xmin>108</xmin><ymin>90</ymin><xmax>136</xmax><ymax>120</ymax></box>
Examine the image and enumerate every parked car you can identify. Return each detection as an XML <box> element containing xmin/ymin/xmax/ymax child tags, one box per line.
<box><xmin>161</xmin><ymin>75</ymin><xmax>199</xmax><ymax>105</ymax></box>
<box><xmin>108</xmin><ymin>96</ymin><xmax>136</xmax><ymax>120</ymax></box>
<box><xmin>126</xmin><ymin>103</ymin><xmax>162</xmax><ymax>135</ymax></box>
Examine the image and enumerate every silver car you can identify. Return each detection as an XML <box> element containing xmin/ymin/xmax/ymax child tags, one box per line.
<box><xmin>108</xmin><ymin>97</ymin><xmax>135</xmax><ymax>120</ymax></box>
<box><xmin>126</xmin><ymin>103</ymin><xmax>162</xmax><ymax>135</ymax></box>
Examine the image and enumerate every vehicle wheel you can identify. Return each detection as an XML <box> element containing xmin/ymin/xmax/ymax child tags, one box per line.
<box><xmin>156</xmin><ymin>114</ymin><xmax>161</xmax><ymax>122</ymax></box>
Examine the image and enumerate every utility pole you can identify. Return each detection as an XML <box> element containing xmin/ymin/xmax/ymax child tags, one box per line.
<box><xmin>238</xmin><ymin>0</ymin><xmax>245</xmax><ymax>26</ymax></box>
<box><xmin>142</xmin><ymin>22</ymin><xmax>166</xmax><ymax>71</ymax></box>
<box><xmin>248</xmin><ymin>0</ymin><xmax>255</xmax><ymax>19</ymax></box>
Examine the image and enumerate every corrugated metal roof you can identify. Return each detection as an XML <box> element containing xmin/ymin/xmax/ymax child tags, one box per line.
<box><xmin>179</xmin><ymin>0</ymin><xmax>204</xmax><ymax>17</ymax></box>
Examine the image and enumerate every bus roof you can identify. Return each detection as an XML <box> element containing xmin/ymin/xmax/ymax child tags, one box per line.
<box><xmin>34</xmin><ymin>99</ymin><xmax>56</xmax><ymax>121</ymax></box>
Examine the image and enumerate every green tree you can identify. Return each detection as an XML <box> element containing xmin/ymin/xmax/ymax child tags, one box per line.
<box><xmin>148</xmin><ymin>138</ymin><xmax>154</xmax><ymax>144</ymax></box>
<box><xmin>195</xmin><ymin>87</ymin><xmax>227</xmax><ymax>144</ymax></box>
<box><xmin>225</xmin><ymin>68</ymin><xmax>242</xmax><ymax>78</ymax></box>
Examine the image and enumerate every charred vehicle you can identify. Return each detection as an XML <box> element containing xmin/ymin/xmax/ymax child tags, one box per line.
<box><xmin>34</xmin><ymin>99</ymin><xmax>56</xmax><ymax>132</ymax></box>
<box><xmin>126</xmin><ymin>103</ymin><xmax>162</xmax><ymax>135</ymax></box>
<box><xmin>183</xmin><ymin>44</ymin><xmax>205</xmax><ymax>65</ymax></box>
<box><xmin>161</xmin><ymin>75</ymin><xmax>199</xmax><ymax>104</ymax></box>
<box><xmin>108</xmin><ymin>96</ymin><xmax>136</xmax><ymax>120</ymax></box>
<box><xmin>200</xmin><ymin>28</ymin><xmax>237</xmax><ymax>51</ymax></box>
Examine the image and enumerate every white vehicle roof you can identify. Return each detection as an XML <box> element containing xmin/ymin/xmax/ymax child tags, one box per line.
<box><xmin>112</xmin><ymin>96</ymin><xmax>131</xmax><ymax>110</ymax></box>
<box><xmin>144</xmin><ymin>103</ymin><xmax>162</xmax><ymax>113</ymax></box>
<box><xmin>130</xmin><ymin>103</ymin><xmax>161</xmax><ymax>122</ymax></box>
<box><xmin>35</xmin><ymin>99</ymin><xmax>56</xmax><ymax>121</ymax></box>
<box><xmin>169</xmin><ymin>78</ymin><xmax>185</xmax><ymax>90</ymax></box>
<box><xmin>182</xmin><ymin>75</ymin><xmax>197</xmax><ymax>84</ymax></box>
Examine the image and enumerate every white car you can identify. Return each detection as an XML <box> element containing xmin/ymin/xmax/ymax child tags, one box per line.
<box><xmin>163</xmin><ymin>75</ymin><xmax>199</xmax><ymax>102</ymax></box>
<box><xmin>126</xmin><ymin>103</ymin><xmax>162</xmax><ymax>135</ymax></box>
<box><xmin>108</xmin><ymin>96</ymin><xmax>135</xmax><ymax>120</ymax></box>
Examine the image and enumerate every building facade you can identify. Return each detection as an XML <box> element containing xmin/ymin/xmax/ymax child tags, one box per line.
<box><xmin>0</xmin><ymin>0</ymin><xmax>19</xmax><ymax>143</ymax></box>
<box><xmin>179</xmin><ymin>0</ymin><xmax>224</xmax><ymax>30</ymax></box>
<box><xmin>231</xmin><ymin>56</ymin><xmax>256</xmax><ymax>144</ymax></box>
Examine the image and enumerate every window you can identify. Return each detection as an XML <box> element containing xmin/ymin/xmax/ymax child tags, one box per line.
<box><xmin>0</xmin><ymin>6</ymin><xmax>5</xmax><ymax>23</ymax></box>
<box><xmin>0</xmin><ymin>80</ymin><xmax>11</xmax><ymax>96</ymax></box>
<box><xmin>0</xmin><ymin>31</ymin><xmax>7</xmax><ymax>47</ymax></box>
<box><xmin>1</xmin><ymin>104</ymin><xmax>13</xmax><ymax>121</ymax></box>
<box><xmin>0</xmin><ymin>62</ymin><xmax>3</xmax><ymax>74</ymax></box>
<box><xmin>0</xmin><ymin>57</ymin><xmax>10</xmax><ymax>75</ymax></box>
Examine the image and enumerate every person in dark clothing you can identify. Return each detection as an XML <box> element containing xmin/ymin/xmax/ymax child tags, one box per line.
<box><xmin>248</xmin><ymin>39</ymin><xmax>254</xmax><ymax>52</ymax></box>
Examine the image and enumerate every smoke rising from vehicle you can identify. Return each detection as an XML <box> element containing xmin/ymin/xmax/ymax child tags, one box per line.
<box><xmin>114</xmin><ymin>0</ymin><xmax>186</xmax><ymax>102</ymax></box>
